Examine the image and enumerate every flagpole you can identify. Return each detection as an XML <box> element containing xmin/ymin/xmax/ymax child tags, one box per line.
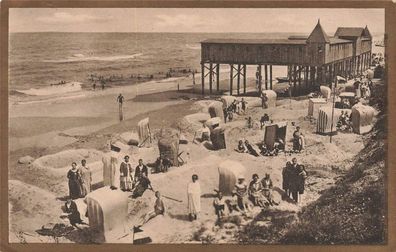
<box><xmin>329</xmin><ymin>77</ymin><xmax>337</xmax><ymax>143</ymax></box>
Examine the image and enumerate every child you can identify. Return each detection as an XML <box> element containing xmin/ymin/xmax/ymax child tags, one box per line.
<box><xmin>213</xmin><ymin>191</ymin><xmax>226</xmax><ymax>219</ymax></box>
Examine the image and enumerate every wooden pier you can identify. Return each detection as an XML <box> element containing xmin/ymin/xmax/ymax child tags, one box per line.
<box><xmin>200</xmin><ymin>21</ymin><xmax>372</xmax><ymax>96</ymax></box>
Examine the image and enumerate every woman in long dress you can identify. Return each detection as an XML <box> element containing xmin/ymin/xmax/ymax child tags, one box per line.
<box><xmin>79</xmin><ymin>159</ymin><xmax>92</xmax><ymax>197</ymax></box>
<box><xmin>67</xmin><ymin>162</ymin><xmax>81</xmax><ymax>199</ymax></box>
<box><xmin>187</xmin><ymin>174</ymin><xmax>201</xmax><ymax>221</ymax></box>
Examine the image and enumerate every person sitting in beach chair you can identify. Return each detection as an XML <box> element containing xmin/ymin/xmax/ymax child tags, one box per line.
<box><xmin>227</xmin><ymin>110</ymin><xmax>234</xmax><ymax>121</ymax></box>
<box><xmin>201</xmin><ymin>123</ymin><xmax>211</xmax><ymax>142</ymax></box>
<box><xmin>154</xmin><ymin>155</ymin><xmax>171</xmax><ymax>173</ymax></box>
<box><xmin>274</xmin><ymin>138</ymin><xmax>285</xmax><ymax>153</ymax></box>
<box><xmin>292</xmin><ymin>127</ymin><xmax>304</xmax><ymax>153</ymax></box>
<box><xmin>235</xmin><ymin>140</ymin><xmax>248</xmax><ymax>153</ymax></box>
<box><xmin>260</xmin><ymin>113</ymin><xmax>270</xmax><ymax>129</ymax></box>
<box><xmin>259</xmin><ymin>142</ymin><xmax>269</xmax><ymax>156</ymax></box>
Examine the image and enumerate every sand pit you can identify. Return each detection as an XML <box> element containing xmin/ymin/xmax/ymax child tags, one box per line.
<box><xmin>119</xmin><ymin>131</ymin><xmax>139</xmax><ymax>145</ymax></box>
<box><xmin>191</xmin><ymin>100</ymin><xmax>216</xmax><ymax>113</ymax></box>
<box><xmin>9</xmin><ymin>180</ymin><xmax>63</xmax><ymax>237</ymax></box>
<box><xmin>179</xmin><ymin>113</ymin><xmax>211</xmax><ymax>133</ymax></box>
<box><xmin>32</xmin><ymin>149</ymin><xmax>108</xmax><ymax>187</ymax></box>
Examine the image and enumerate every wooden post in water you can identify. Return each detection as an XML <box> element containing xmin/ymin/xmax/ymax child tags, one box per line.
<box><xmin>216</xmin><ymin>64</ymin><xmax>220</xmax><ymax>92</ymax></box>
<box><xmin>264</xmin><ymin>65</ymin><xmax>268</xmax><ymax>90</ymax></box>
<box><xmin>237</xmin><ymin>64</ymin><xmax>241</xmax><ymax>95</ymax></box>
<box><xmin>293</xmin><ymin>65</ymin><xmax>297</xmax><ymax>94</ymax></box>
<box><xmin>229</xmin><ymin>64</ymin><xmax>233</xmax><ymax>96</ymax></box>
<box><xmin>258</xmin><ymin>65</ymin><xmax>262</xmax><ymax>95</ymax></box>
<box><xmin>269</xmin><ymin>65</ymin><xmax>273</xmax><ymax>90</ymax></box>
<box><xmin>304</xmin><ymin>66</ymin><xmax>309</xmax><ymax>92</ymax></box>
<box><xmin>243</xmin><ymin>64</ymin><xmax>247</xmax><ymax>94</ymax></box>
<box><xmin>209</xmin><ymin>63</ymin><xmax>213</xmax><ymax>95</ymax></box>
<box><xmin>298</xmin><ymin>66</ymin><xmax>302</xmax><ymax>92</ymax></box>
<box><xmin>201</xmin><ymin>62</ymin><xmax>205</xmax><ymax>96</ymax></box>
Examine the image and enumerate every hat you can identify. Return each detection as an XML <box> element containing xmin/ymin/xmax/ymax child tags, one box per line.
<box><xmin>238</xmin><ymin>174</ymin><xmax>245</xmax><ymax>180</ymax></box>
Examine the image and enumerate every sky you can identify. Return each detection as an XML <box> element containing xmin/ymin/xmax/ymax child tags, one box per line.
<box><xmin>9</xmin><ymin>8</ymin><xmax>385</xmax><ymax>35</ymax></box>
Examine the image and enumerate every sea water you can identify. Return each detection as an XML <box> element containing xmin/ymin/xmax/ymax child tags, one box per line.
<box><xmin>9</xmin><ymin>32</ymin><xmax>384</xmax><ymax>97</ymax></box>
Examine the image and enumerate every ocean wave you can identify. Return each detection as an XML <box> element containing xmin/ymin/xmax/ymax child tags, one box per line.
<box><xmin>16</xmin><ymin>82</ymin><xmax>82</xmax><ymax>96</ymax></box>
<box><xmin>185</xmin><ymin>44</ymin><xmax>201</xmax><ymax>50</ymax></box>
<box><xmin>43</xmin><ymin>53</ymin><xmax>144</xmax><ymax>63</ymax></box>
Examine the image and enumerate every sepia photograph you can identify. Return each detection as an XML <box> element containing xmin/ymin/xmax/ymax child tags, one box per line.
<box><xmin>4</xmin><ymin>6</ymin><xmax>387</xmax><ymax>245</ymax></box>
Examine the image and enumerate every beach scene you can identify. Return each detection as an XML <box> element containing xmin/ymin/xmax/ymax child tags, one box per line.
<box><xmin>7</xmin><ymin>8</ymin><xmax>386</xmax><ymax>244</ymax></box>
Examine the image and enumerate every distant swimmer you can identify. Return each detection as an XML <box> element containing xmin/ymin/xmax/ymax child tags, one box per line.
<box><xmin>117</xmin><ymin>93</ymin><xmax>125</xmax><ymax>121</ymax></box>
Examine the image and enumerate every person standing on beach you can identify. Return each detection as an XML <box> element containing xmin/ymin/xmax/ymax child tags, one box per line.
<box><xmin>134</xmin><ymin>159</ymin><xmax>148</xmax><ymax>184</ymax></box>
<box><xmin>79</xmin><ymin>159</ymin><xmax>92</xmax><ymax>197</ymax></box>
<box><xmin>241</xmin><ymin>98</ymin><xmax>247</xmax><ymax>113</ymax></box>
<box><xmin>120</xmin><ymin>155</ymin><xmax>133</xmax><ymax>191</ymax></box>
<box><xmin>261</xmin><ymin>93</ymin><xmax>269</xmax><ymax>109</ymax></box>
<box><xmin>117</xmin><ymin>93</ymin><xmax>124</xmax><ymax>121</ymax></box>
<box><xmin>187</xmin><ymin>174</ymin><xmax>201</xmax><ymax>221</ymax></box>
<box><xmin>192</xmin><ymin>71</ymin><xmax>196</xmax><ymax>85</ymax></box>
<box><xmin>101</xmin><ymin>78</ymin><xmax>105</xmax><ymax>90</ymax></box>
<box><xmin>67</xmin><ymin>162</ymin><xmax>82</xmax><ymax>200</ymax></box>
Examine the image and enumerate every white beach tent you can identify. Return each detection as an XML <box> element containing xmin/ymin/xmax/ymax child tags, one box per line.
<box><xmin>208</xmin><ymin>101</ymin><xmax>225</xmax><ymax>121</ymax></box>
<box><xmin>221</xmin><ymin>95</ymin><xmax>236</xmax><ymax>109</ymax></box>
<box><xmin>261</xmin><ymin>90</ymin><xmax>277</xmax><ymax>108</ymax></box>
<box><xmin>218</xmin><ymin>160</ymin><xmax>246</xmax><ymax>195</ymax></box>
<box><xmin>86</xmin><ymin>187</ymin><xmax>129</xmax><ymax>243</ymax></box>
<box><xmin>320</xmin><ymin>86</ymin><xmax>332</xmax><ymax>100</ymax></box>
<box><xmin>307</xmin><ymin>98</ymin><xmax>328</xmax><ymax>118</ymax></box>
<box><xmin>137</xmin><ymin>118</ymin><xmax>151</xmax><ymax>147</ymax></box>
<box><xmin>351</xmin><ymin>104</ymin><xmax>375</xmax><ymax>134</ymax></box>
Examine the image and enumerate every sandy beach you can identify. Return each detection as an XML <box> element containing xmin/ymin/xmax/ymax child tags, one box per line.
<box><xmin>8</xmin><ymin>70</ymin><xmax>380</xmax><ymax>243</ymax></box>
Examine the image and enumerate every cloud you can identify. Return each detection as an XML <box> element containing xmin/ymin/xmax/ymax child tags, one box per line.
<box><xmin>36</xmin><ymin>11</ymin><xmax>110</xmax><ymax>25</ymax></box>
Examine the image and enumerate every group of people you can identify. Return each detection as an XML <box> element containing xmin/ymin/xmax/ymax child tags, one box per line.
<box><xmin>213</xmin><ymin>158</ymin><xmax>307</xmax><ymax>220</ymax></box>
<box><xmin>66</xmin><ymin>156</ymin><xmax>153</xmax><ymax>200</ymax></box>
<box><xmin>67</xmin><ymin>159</ymin><xmax>92</xmax><ymax>200</ymax></box>
<box><xmin>337</xmin><ymin>110</ymin><xmax>353</xmax><ymax>131</ymax></box>
<box><xmin>354</xmin><ymin>76</ymin><xmax>373</xmax><ymax>99</ymax></box>
<box><xmin>282</xmin><ymin>158</ymin><xmax>307</xmax><ymax>203</ymax></box>
<box><xmin>259</xmin><ymin>138</ymin><xmax>285</xmax><ymax>156</ymax></box>
<box><xmin>223</xmin><ymin>98</ymin><xmax>248</xmax><ymax>123</ymax></box>
<box><xmin>235</xmin><ymin>139</ymin><xmax>260</xmax><ymax>157</ymax></box>
<box><xmin>119</xmin><ymin>156</ymin><xmax>154</xmax><ymax>198</ymax></box>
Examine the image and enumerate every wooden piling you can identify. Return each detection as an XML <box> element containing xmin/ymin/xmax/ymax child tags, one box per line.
<box><xmin>201</xmin><ymin>63</ymin><xmax>205</xmax><ymax>96</ymax></box>
<box><xmin>230</xmin><ymin>64</ymin><xmax>233</xmax><ymax>96</ymax></box>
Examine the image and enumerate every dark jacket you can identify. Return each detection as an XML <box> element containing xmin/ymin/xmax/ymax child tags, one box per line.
<box><xmin>135</xmin><ymin>164</ymin><xmax>148</xmax><ymax>179</ymax></box>
<box><xmin>65</xmin><ymin>201</ymin><xmax>82</xmax><ymax>225</ymax></box>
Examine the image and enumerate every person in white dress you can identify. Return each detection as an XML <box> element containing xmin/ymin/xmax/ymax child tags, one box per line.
<box><xmin>187</xmin><ymin>174</ymin><xmax>201</xmax><ymax>221</ymax></box>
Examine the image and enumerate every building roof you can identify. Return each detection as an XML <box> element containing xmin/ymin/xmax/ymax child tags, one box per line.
<box><xmin>334</xmin><ymin>27</ymin><xmax>365</xmax><ymax>37</ymax></box>
<box><xmin>363</xmin><ymin>26</ymin><xmax>372</xmax><ymax>39</ymax></box>
<box><xmin>201</xmin><ymin>38</ymin><xmax>306</xmax><ymax>45</ymax></box>
<box><xmin>288</xmin><ymin>35</ymin><xmax>309</xmax><ymax>40</ymax></box>
<box><xmin>307</xmin><ymin>21</ymin><xmax>330</xmax><ymax>43</ymax></box>
<box><xmin>329</xmin><ymin>37</ymin><xmax>353</xmax><ymax>44</ymax></box>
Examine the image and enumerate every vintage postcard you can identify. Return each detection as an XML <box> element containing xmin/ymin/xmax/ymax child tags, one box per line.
<box><xmin>1</xmin><ymin>4</ymin><xmax>390</xmax><ymax>248</ymax></box>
